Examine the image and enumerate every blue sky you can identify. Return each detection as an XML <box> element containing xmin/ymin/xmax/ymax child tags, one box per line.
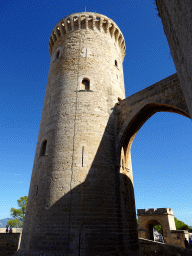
<box><xmin>0</xmin><ymin>0</ymin><xmax>191</xmax><ymax>226</ymax></box>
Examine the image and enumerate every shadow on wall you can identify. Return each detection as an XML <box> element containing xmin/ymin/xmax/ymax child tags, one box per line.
<box><xmin>16</xmin><ymin>110</ymin><xmax>140</xmax><ymax>256</ymax></box>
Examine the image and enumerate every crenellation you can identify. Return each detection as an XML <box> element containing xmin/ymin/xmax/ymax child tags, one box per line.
<box><xmin>48</xmin><ymin>13</ymin><xmax>126</xmax><ymax>59</ymax></box>
<box><xmin>114</xmin><ymin>28</ymin><xmax>119</xmax><ymax>42</ymax></box>
<box><xmin>66</xmin><ymin>17</ymin><xmax>72</xmax><ymax>31</ymax></box>
<box><xmin>60</xmin><ymin>21</ymin><xmax>66</xmax><ymax>35</ymax></box>
<box><xmin>88</xmin><ymin>16</ymin><xmax>93</xmax><ymax>30</ymax></box>
<box><xmin>81</xmin><ymin>15</ymin><xmax>86</xmax><ymax>29</ymax></box>
<box><xmin>138</xmin><ymin>208</ymin><xmax>175</xmax><ymax>216</ymax></box>
<box><xmin>52</xmin><ymin>32</ymin><xmax>56</xmax><ymax>42</ymax></box>
<box><xmin>56</xmin><ymin>26</ymin><xmax>61</xmax><ymax>37</ymax></box>
<box><xmin>85</xmin><ymin>15</ymin><xmax>88</xmax><ymax>29</ymax></box>
<box><xmin>63</xmin><ymin>19</ymin><xmax>69</xmax><ymax>33</ymax></box>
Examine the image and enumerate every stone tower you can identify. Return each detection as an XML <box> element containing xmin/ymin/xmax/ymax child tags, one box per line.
<box><xmin>17</xmin><ymin>12</ymin><xmax>140</xmax><ymax>256</ymax></box>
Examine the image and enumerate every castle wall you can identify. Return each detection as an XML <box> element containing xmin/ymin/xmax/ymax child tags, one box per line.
<box><xmin>156</xmin><ymin>0</ymin><xmax>192</xmax><ymax>119</ymax></box>
<box><xmin>0</xmin><ymin>233</ymin><xmax>21</xmax><ymax>255</ymax></box>
<box><xmin>139</xmin><ymin>238</ymin><xmax>192</xmax><ymax>256</ymax></box>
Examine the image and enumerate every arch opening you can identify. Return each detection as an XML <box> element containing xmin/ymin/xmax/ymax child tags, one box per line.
<box><xmin>67</xmin><ymin>18</ymin><xmax>72</xmax><ymax>31</ymax></box>
<box><xmin>145</xmin><ymin>220</ymin><xmax>164</xmax><ymax>242</ymax></box>
<box><xmin>118</xmin><ymin>104</ymin><xmax>191</xmax><ymax>240</ymax></box>
<box><xmin>120</xmin><ymin>104</ymin><xmax>190</xmax><ymax>155</ymax></box>
<box><xmin>95</xmin><ymin>17</ymin><xmax>100</xmax><ymax>30</ymax></box>
<box><xmin>88</xmin><ymin>16</ymin><xmax>93</xmax><ymax>29</ymax></box>
<box><xmin>81</xmin><ymin>15</ymin><xmax>86</xmax><ymax>29</ymax></box>
<box><xmin>73</xmin><ymin>16</ymin><xmax>79</xmax><ymax>30</ymax></box>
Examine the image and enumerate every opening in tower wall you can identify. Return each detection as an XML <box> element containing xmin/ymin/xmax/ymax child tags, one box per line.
<box><xmin>82</xmin><ymin>78</ymin><xmax>90</xmax><ymax>91</ymax></box>
<box><xmin>40</xmin><ymin>140</ymin><xmax>47</xmax><ymax>156</ymax></box>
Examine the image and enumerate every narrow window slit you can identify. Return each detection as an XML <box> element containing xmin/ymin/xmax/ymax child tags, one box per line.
<box><xmin>82</xmin><ymin>146</ymin><xmax>84</xmax><ymax>167</ymax></box>
<box><xmin>36</xmin><ymin>185</ymin><xmax>38</xmax><ymax>196</ymax></box>
<box><xmin>40</xmin><ymin>140</ymin><xmax>47</xmax><ymax>156</ymax></box>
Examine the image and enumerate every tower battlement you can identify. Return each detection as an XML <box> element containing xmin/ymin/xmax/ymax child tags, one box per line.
<box><xmin>137</xmin><ymin>208</ymin><xmax>174</xmax><ymax>216</ymax></box>
<box><xmin>49</xmin><ymin>12</ymin><xmax>126</xmax><ymax>59</ymax></box>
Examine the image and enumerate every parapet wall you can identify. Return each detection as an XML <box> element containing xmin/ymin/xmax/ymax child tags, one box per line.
<box><xmin>49</xmin><ymin>12</ymin><xmax>126</xmax><ymax>59</ymax></box>
<box><xmin>0</xmin><ymin>228</ymin><xmax>23</xmax><ymax>233</ymax></box>
<box><xmin>138</xmin><ymin>208</ymin><xmax>174</xmax><ymax>216</ymax></box>
<box><xmin>139</xmin><ymin>238</ymin><xmax>192</xmax><ymax>256</ymax></box>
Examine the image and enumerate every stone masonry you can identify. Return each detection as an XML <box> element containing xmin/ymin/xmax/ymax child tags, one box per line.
<box><xmin>137</xmin><ymin>208</ymin><xmax>176</xmax><ymax>244</ymax></box>
<box><xmin>137</xmin><ymin>208</ymin><xmax>191</xmax><ymax>249</ymax></box>
<box><xmin>155</xmin><ymin>0</ymin><xmax>192</xmax><ymax>120</ymax></box>
<box><xmin>16</xmin><ymin>10</ymin><xmax>190</xmax><ymax>256</ymax></box>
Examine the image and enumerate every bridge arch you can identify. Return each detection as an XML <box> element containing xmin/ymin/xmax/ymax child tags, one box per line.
<box><xmin>117</xmin><ymin>103</ymin><xmax>190</xmax><ymax>186</ymax></box>
<box><xmin>116</xmin><ymin>74</ymin><xmax>189</xmax><ymax>179</ymax></box>
<box><xmin>115</xmin><ymin>74</ymin><xmax>190</xmax><ymax>242</ymax></box>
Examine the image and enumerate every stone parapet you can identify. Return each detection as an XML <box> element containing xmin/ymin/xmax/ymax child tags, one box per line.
<box><xmin>0</xmin><ymin>233</ymin><xmax>22</xmax><ymax>255</ymax></box>
<box><xmin>139</xmin><ymin>238</ymin><xmax>192</xmax><ymax>256</ymax></box>
<box><xmin>49</xmin><ymin>12</ymin><xmax>126</xmax><ymax>59</ymax></box>
<box><xmin>137</xmin><ymin>208</ymin><xmax>174</xmax><ymax>216</ymax></box>
<box><xmin>0</xmin><ymin>228</ymin><xmax>23</xmax><ymax>233</ymax></box>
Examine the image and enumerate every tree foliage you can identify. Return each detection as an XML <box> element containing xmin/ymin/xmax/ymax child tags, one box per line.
<box><xmin>154</xmin><ymin>218</ymin><xmax>190</xmax><ymax>234</ymax></box>
<box><xmin>154</xmin><ymin>224</ymin><xmax>162</xmax><ymax>234</ymax></box>
<box><xmin>174</xmin><ymin>217</ymin><xmax>190</xmax><ymax>231</ymax></box>
<box><xmin>7</xmin><ymin>196</ymin><xmax>28</xmax><ymax>228</ymax></box>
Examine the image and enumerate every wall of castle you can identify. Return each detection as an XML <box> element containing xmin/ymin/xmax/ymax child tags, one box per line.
<box><xmin>0</xmin><ymin>233</ymin><xmax>21</xmax><ymax>255</ymax></box>
<box><xmin>156</xmin><ymin>0</ymin><xmax>192</xmax><ymax>119</ymax></box>
<box><xmin>18</xmin><ymin>13</ymin><xmax>141</xmax><ymax>256</ymax></box>
<box><xmin>139</xmin><ymin>238</ymin><xmax>192</xmax><ymax>256</ymax></box>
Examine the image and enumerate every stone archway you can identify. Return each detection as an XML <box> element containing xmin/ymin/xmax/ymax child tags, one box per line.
<box><xmin>115</xmin><ymin>73</ymin><xmax>190</xmax><ymax>248</ymax></box>
<box><xmin>137</xmin><ymin>208</ymin><xmax>176</xmax><ymax>243</ymax></box>
<box><xmin>116</xmin><ymin>73</ymin><xmax>190</xmax><ymax>184</ymax></box>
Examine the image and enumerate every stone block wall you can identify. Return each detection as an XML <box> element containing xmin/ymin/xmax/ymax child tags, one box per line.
<box><xmin>156</xmin><ymin>0</ymin><xmax>192</xmax><ymax>119</ymax></box>
<box><xmin>0</xmin><ymin>233</ymin><xmax>21</xmax><ymax>255</ymax></box>
<box><xmin>139</xmin><ymin>238</ymin><xmax>192</xmax><ymax>256</ymax></box>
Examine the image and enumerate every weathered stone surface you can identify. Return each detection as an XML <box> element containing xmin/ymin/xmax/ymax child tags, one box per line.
<box><xmin>0</xmin><ymin>233</ymin><xmax>21</xmax><ymax>255</ymax></box>
<box><xmin>156</xmin><ymin>0</ymin><xmax>192</xmax><ymax>119</ymax></box>
<box><xmin>139</xmin><ymin>238</ymin><xmax>192</xmax><ymax>256</ymax></box>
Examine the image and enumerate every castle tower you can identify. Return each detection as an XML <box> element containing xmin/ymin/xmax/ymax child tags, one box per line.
<box><xmin>17</xmin><ymin>12</ymin><xmax>140</xmax><ymax>256</ymax></box>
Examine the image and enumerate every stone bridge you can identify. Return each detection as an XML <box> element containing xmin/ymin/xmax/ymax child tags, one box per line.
<box><xmin>115</xmin><ymin>73</ymin><xmax>190</xmax><ymax>178</ymax></box>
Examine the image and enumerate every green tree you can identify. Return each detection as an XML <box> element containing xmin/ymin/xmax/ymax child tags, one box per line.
<box><xmin>154</xmin><ymin>224</ymin><xmax>163</xmax><ymax>234</ymax></box>
<box><xmin>7</xmin><ymin>196</ymin><xmax>28</xmax><ymax>228</ymax></box>
<box><xmin>174</xmin><ymin>217</ymin><xmax>190</xmax><ymax>231</ymax></box>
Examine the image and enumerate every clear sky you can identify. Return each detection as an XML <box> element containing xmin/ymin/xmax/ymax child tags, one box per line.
<box><xmin>0</xmin><ymin>0</ymin><xmax>191</xmax><ymax>226</ymax></box>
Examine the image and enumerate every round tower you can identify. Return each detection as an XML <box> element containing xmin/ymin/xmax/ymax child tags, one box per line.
<box><xmin>18</xmin><ymin>12</ymin><xmax>140</xmax><ymax>256</ymax></box>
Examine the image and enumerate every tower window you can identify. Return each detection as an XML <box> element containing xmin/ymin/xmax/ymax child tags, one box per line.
<box><xmin>115</xmin><ymin>60</ymin><xmax>118</xmax><ymax>66</ymax></box>
<box><xmin>40</xmin><ymin>140</ymin><xmax>47</xmax><ymax>156</ymax></box>
<box><xmin>82</xmin><ymin>78</ymin><xmax>90</xmax><ymax>91</ymax></box>
<box><xmin>56</xmin><ymin>50</ymin><xmax>60</xmax><ymax>59</ymax></box>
